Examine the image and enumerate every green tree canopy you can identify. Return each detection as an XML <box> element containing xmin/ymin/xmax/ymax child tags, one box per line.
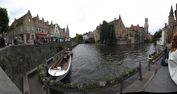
<box><xmin>100</xmin><ymin>20</ymin><xmax>116</xmax><ymax>45</ymax></box>
<box><xmin>153</xmin><ymin>29</ymin><xmax>162</xmax><ymax>41</ymax></box>
<box><xmin>0</xmin><ymin>7</ymin><xmax>9</xmax><ymax>33</ymax></box>
<box><xmin>74</xmin><ymin>33</ymin><xmax>83</xmax><ymax>43</ymax></box>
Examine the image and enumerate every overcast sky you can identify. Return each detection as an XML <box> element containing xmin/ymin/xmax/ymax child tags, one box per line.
<box><xmin>0</xmin><ymin>0</ymin><xmax>176</xmax><ymax>37</ymax></box>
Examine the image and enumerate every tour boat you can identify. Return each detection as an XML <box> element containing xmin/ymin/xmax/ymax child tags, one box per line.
<box><xmin>48</xmin><ymin>52</ymin><xmax>72</xmax><ymax>81</ymax></box>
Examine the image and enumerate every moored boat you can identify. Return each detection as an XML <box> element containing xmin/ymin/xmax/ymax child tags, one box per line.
<box><xmin>48</xmin><ymin>51</ymin><xmax>72</xmax><ymax>81</ymax></box>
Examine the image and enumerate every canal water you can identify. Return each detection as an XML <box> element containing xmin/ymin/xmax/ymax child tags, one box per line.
<box><xmin>65</xmin><ymin>43</ymin><xmax>156</xmax><ymax>84</ymax></box>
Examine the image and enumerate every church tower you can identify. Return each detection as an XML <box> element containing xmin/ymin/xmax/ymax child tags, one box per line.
<box><xmin>66</xmin><ymin>25</ymin><xmax>70</xmax><ymax>37</ymax></box>
<box><xmin>168</xmin><ymin>6</ymin><xmax>175</xmax><ymax>25</ymax></box>
<box><xmin>167</xmin><ymin>6</ymin><xmax>175</xmax><ymax>43</ymax></box>
<box><xmin>144</xmin><ymin>18</ymin><xmax>149</xmax><ymax>34</ymax></box>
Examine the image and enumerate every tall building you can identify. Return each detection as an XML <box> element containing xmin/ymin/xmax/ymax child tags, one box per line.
<box><xmin>144</xmin><ymin>18</ymin><xmax>149</xmax><ymax>34</ymax></box>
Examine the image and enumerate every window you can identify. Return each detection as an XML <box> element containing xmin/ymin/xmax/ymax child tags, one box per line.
<box><xmin>31</xmin><ymin>27</ymin><xmax>34</xmax><ymax>31</ymax></box>
<box><xmin>20</xmin><ymin>27</ymin><xmax>23</xmax><ymax>32</ymax></box>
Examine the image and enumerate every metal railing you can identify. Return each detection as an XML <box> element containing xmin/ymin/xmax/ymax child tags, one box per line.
<box><xmin>119</xmin><ymin>51</ymin><xmax>164</xmax><ymax>94</ymax></box>
<box><xmin>118</xmin><ymin>58</ymin><xmax>145</xmax><ymax>94</ymax></box>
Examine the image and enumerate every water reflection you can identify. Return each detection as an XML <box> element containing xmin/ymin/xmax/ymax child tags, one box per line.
<box><xmin>64</xmin><ymin>43</ymin><xmax>156</xmax><ymax>84</ymax></box>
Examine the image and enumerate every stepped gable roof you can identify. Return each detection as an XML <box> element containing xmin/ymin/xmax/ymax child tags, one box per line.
<box><xmin>11</xmin><ymin>10</ymin><xmax>31</xmax><ymax>28</ymax></box>
<box><xmin>12</xmin><ymin>13</ymin><xmax>28</xmax><ymax>27</ymax></box>
<box><xmin>33</xmin><ymin>14</ymin><xmax>39</xmax><ymax>21</ymax></box>
<box><xmin>109</xmin><ymin>15</ymin><xmax>124</xmax><ymax>27</ymax></box>
<box><xmin>129</xmin><ymin>24</ymin><xmax>143</xmax><ymax>31</ymax></box>
<box><xmin>110</xmin><ymin>17</ymin><xmax>120</xmax><ymax>25</ymax></box>
<box><xmin>45</xmin><ymin>21</ymin><xmax>48</xmax><ymax>25</ymax></box>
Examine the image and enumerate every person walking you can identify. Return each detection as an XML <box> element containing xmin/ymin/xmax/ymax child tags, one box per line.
<box><xmin>161</xmin><ymin>47</ymin><xmax>168</xmax><ymax>66</ymax></box>
<box><xmin>168</xmin><ymin>31</ymin><xmax>177</xmax><ymax>85</ymax></box>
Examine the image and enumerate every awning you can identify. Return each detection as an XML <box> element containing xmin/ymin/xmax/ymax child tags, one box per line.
<box><xmin>49</xmin><ymin>34</ymin><xmax>64</xmax><ymax>39</ymax></box>
<box><xmin>35</xmin><ymin>33</ymin><xmax>47</xmax><ymax>39</ymax></box>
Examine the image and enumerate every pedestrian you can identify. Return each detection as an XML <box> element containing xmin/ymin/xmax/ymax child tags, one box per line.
<box><xmin>0</xmin><ymin>37</ymin><xmax>6</xmax><ymax>48</ymax></box>
<box><xmin>168</xmin><ymin>31</ymin><xmax>177</xmax><ymax>85</ymax></box>
<box><xmin>161</xmin><ymin>47</ymin><xmax>168</xmax><ymax>66</ymax></box>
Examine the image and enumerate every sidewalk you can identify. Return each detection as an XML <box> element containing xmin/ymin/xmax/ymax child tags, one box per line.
<box><xmin>143</xmin><ymin>65</ymin><xmax>177</xmax><ymax>92</ymax></box>
<box><xmin>123</xmin><ymin>58</ymin><xmax>177</xmax><ymax>93</ymax></box>
<box><xmin>0</xmin><ymin>67</ymin><xmax>22</xmax><ymax>94</ymax></box>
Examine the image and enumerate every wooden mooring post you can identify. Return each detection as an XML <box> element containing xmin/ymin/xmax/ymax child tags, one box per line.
<box><xmin>119</xmin><ymin>79</ymin><xmax>123</xmax><ymax>94</ymax></box>
<box><xmin>139</xmin><ymin>61</ymin><xmax>142</xmax><ymax>80</ymax></box>
<box><xmin>148</xmin><ymin>56</ymin><xmax>152</xmax><ymax>71</ymax></box>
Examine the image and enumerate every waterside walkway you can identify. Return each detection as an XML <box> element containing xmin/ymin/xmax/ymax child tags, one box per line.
<box><xmin>0</xmin><ymin>67</ymin><xmax>22</xmax><ymax>94</ymax></box>
<box><xmin>123</xmin><ymin>57</ymin><xmax>177</xmax><ymax>93</ymax></box>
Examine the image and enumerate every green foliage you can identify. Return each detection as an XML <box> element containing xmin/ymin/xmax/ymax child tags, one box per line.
<box><xmin>153</xmin><ymin>29</ymin><xmax>162</xmax><ymax>41</ymax></box>
<box><xmin>73</xmin><ymin>33</ymin><xmax>83</xmax><ymax>43</ymax></box>
<box><xmin>56</xmin><ymin>46</ymin><xmax>63</xmax><ymax>52</ymax></box>
<box><xmin>38</xmin><ymin>64</ymin><xmax>47</xmax><ymax>81</ymax></box>
<box><xmin>100</xmin><ymin>20</ymin><xmax>116</xmax><ymax>45</ymax></box>
<box><xmin>0</xmin><ymin>7</ymin><xmax>9</xmax><ymax>33</ymax></box>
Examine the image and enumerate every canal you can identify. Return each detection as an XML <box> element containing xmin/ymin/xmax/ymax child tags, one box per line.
<box><xmin>29</xmin><ymin>43</ymin><xmax>157</xmax><ymax>94</ymax></box>
<box><xmin>67</xmin><ymin>43</ymin><xmax>156</xmax><ymax>84</ymax></box>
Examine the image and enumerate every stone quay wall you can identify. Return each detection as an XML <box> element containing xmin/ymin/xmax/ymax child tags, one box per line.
<box><xmin>0</xmin><ymin>43</ymin><xmax>67</xmax><ymax>91</ymax></box>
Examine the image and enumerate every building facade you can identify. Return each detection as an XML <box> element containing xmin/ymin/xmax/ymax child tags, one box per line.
<box><xmin>166</xmin><ymin>4</ymin><xmax>177</xmax><ymax>43</ymax></box>
<box><xmin>93</xmin><ymin>15</ymin><xmax>148</xmax><ymax>44</ymax></box>
<box><xmin>126</xmin><ymin>24</ymin><xmax>145</xmax><ymax>44</ymax></box>
<box><xmin>83</xmin><ymin>31</ymin><xmax>94</xmax><ymax>43</ymax></box>
<box><xmin>9</xmin><ymin>10</ymin><xmax>70</xmax><ymax>44</ymax></box>
<box><xmin>93</xmin><ymin>25</ymin><xmax>101</xmax><ymax>43</ymax></box>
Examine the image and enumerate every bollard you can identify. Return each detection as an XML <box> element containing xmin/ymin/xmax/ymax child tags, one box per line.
<box><xmin>148</xmin><ymin>60</ymin><xmax>150</xmax><ymax>71</ymax></box>
<box><xmin>155</xmin><ymin>61</ymin><xmax>158</xmax><ymax>74</ymax></box>
<box><xmin>44</xmin><ymin>81</ymin><xmax>49</xmax><ymax>94</ymax></box>
<box><xmin>139</xmin><ymin>61</ymin><xmax>142</xmax><ymax>80</ymax></box>
<box><xmin>119</xmin><ymin>79</ymin><xmax>123</xmax><ymax>94</ymax></box>
<box><xmin>148</xmin><ymin>56</ymin><xmax>152</xmax><ymax>71</ymax></box>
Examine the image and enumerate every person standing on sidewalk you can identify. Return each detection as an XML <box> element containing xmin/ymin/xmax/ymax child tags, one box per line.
<box><xmin>161</xmin><ymin>46</ymin><xmax>169</xmax><ymax>66</ymax></box>
<box><xmin>168</xmin><ymin>31</ymin><xmax>177</xmax><ymax>85</ymax></box>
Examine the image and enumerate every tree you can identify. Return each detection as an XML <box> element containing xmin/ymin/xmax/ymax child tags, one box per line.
<box><xmin>153</xmin><ymin>29</ymin><xmax>162</xmax><ymax>41</ymax></box>
<box><xmin>100</xmin><ymin>20</ymin><xmax>116</xmax><ymax>45</ymax></box>
<box><xmin>109</xmin><ymin>24</ymin><xmax>117</xmax><ymax>44</ymax></box>
<box><xmin>0</xmin><ymin>7</ymin><xmax>9</xmax><ymax>34</ymax></box>
<box><xmin>74</xmin><ymin>33</ymin><xmax>83</xmax><ymax>43</ymax></box>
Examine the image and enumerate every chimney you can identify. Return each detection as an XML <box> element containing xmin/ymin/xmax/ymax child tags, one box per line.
<box><xmin>114</xmin><ymin>18</ymin><xmax>116</xmax><ymax>21</ymax></box>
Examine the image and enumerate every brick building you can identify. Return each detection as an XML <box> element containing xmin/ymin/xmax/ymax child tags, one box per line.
<box><xmin>93</xmin><ymin>15</ymin><xmax>148</xmax><ymax>44</ymax></box>
<box><xmin>9</xmin><ymin>10</ymin><xmax>70</xmax><ymax>44</ymax></box>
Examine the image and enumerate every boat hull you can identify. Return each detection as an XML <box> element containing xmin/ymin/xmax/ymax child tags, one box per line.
<box><xmin>48</xmin><ymin>55</ymin><xmax>72</xmax><ymax>81</ymax></box>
